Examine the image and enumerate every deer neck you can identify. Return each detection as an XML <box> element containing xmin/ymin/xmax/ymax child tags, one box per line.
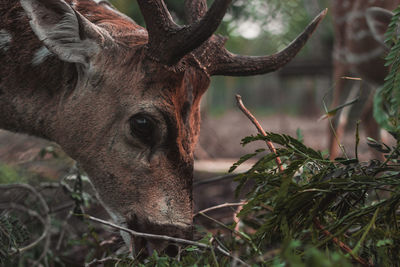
<box><xmin>0</xmin><ymin>57</ymin><xmax>76</xmax><ymax>141</ymax></box>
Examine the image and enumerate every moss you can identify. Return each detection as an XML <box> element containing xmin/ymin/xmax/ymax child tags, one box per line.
<box><xmin>0</xmin><ymin>163</ymin><xmax>27</xmax><ymax>184</ymax></box>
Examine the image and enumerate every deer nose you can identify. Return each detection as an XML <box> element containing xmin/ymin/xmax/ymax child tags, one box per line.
<box><xmin>127</xmin><ymin>217</ymin><xmax>193</xmax><ymax>256</ymax></box>
<box><xmin>147</xmin><ymin>223</ymin><xmax>192</xmax><ymax>257</ymax></box>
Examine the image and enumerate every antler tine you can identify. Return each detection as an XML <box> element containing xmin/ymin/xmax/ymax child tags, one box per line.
<box><xmin>208</xmin><ymin>9</ymin><xmax>328</xmax><ymax>76</ymax></box>
<box><xmin>169</xmin><ymin>0</ymin><xmax>231</xmax><ymax>64</ymax></box>
<box><xmin>136</xmin><ymin>0</ymin><xmax>177</xmax><ymax>46</ymax></box>
<box><xmin>138</xmin><ymin>0</ymin><xmax>231</xmax><ymax>66</ymax></box>
<box><xmin>184</xmin><ymin>0</ymin><xmax>208</xmax><ymax>23</ymax></box>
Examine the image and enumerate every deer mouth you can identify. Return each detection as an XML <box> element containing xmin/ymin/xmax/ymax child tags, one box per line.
<box><xmin>132</xmin><ymin>236</ymin><xmax>180</xmax><ymax>258</ymax></box>
<box><xmin>127</xmin><ymin>216</ymin><xmax>193</xmax><ymax>257</ymax></box>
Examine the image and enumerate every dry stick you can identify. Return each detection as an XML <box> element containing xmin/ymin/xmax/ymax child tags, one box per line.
<box><xmin>233</xmin><ymin>203</ymin><xmax>244</xmax><ymax>234</ymax></box>
<box><xmin>313</xmin><ymin>219</ymin><xmax>370</xmax><ymax>266</ymax></box>
<box><xmin>0</xmin><ymin>184</ymin><xmax>51</xmax><ymax>259</ymax></box>
<box><xmin>235</xmin><ymin>95</ymin><xmax>284</xmax><ymax>172</ymax></box>
<box><xmin>235</xmin><ymin>96</ymin><xmax>368</xmax><ymax>264</ymax></box>
<box><xmin>56</xmin><ymin>211</ymin><xmax>74</xmax><ymax>250</ymax></box>
<box><xmin>235</xmin><ymin>95</ymin><xmax>283</xmax><ymax>238</ymax></box>
<box><xmin>197</xmin><ymin>212</ymin><xmax>250</xmax><ymax>241</ymax></box>
<box><xmin>84</xmin><ymin>215</ymin><xmax>250</xmax><ymax>267</ymax></box>
<box><xmin>194</xmin><ymin>202</ymin><xmax>247</xmax><ymax>217</ymax></box>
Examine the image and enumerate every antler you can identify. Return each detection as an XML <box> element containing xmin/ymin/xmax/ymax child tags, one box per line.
<box><xmin>137</xmin><ymin>0</ymin><xmax>327</xmax><ymax>73</ymax></box>
<box><xmin>204</xmin><ymin>9</ymin><xmax>328</xmax><ymax>76</ymax></box>
<box><xmin>184</xmin><ymin>0</ymin><xmax>207</xmax><ymax>23</ymax></box>
<box><xmin>137</xmin><ymin>0</ymin><xmax>231</xmax><ymax>66</ymax></box>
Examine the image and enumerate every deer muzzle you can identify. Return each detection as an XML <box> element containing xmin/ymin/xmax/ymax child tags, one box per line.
<box><xmin>127</xmin><ymin>215</ymin><xmax>193</xmax><ymax>257</ymax></box>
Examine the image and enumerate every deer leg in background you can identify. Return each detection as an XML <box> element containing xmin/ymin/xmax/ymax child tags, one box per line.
<box><xmin>361</xmin><ymin>91</ymin><xmax>382</xmax><ymax>159</ymax></box>
<box><xmin>329</xmin><ymin>60</ymin><xmax>351</xmax><ymax>159</ymax></box>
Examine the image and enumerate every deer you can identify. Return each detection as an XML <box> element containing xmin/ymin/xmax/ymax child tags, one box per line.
<box><xmin>329</xmin><ymin>0</ymin><xmax>399</xmax><ymax>159</ymax></box>
<box><xmin>0</xmin><ymin>0</ymin><xmax>326</xmax><ymax>254</ymax></box>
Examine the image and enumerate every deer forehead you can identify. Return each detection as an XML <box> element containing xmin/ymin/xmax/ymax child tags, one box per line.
<box><xmin>0</xmin><ymin>29</ymin><xmax>12</xmax><ymax>52</ymax></box>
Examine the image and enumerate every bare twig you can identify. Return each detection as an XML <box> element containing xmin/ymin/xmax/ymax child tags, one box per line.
<box><xmin>234</xmin><ymin>203</ymin><xmax>245</xmax><ymax>233</ymax></box>
<box><xmin>82</xmin><ymin>214</ymin><xmax>250</xmax><ymax>266</ymax></box>
<box><xmin>84</xmin><ymin>214</ymin><xmax>210</xmax><ymax>247</ymax></box>
<box><xmin>235</xmin><ymin>95</ymin><xmax>284</xmax><ymax>172</ymax></box>
<box><xmin>34</xmin><ymin>229</ymin><xmax>51</xmax><ymax>267</ymax></box>
<box><xmin>209</xmin><ymin>237</ymin><xmax>219</xmax><ymax>267</ymax></box>
<box><xmin>235</xmin><ymin>94</ymin><xmax>283</xmax><ymax>242</ymax></box>
<box><xmin>56</xmin><ymin>211</ymin><xmax>73</xmax><ymax>250</ymax></box>
<box><xmin>197</xmin><ymin>212</ymin><xmax>250</xmax><ymax>241</ymax></box>
<box><xmin>194</xmin><ymin>202</ymin><xmax>247</xmax><ymax>217</ymax></box>
<box><xmin>313</xmin><ymin>218</ymin><xmax>371</xmax><ymax>266</ymax></box>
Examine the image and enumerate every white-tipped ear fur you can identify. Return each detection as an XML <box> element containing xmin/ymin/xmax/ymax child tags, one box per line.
<box><xmin>20</xmin><ymin>0</ymin><xmax>104</xmax><ymax>67</ymax></box>
<box><xmin>366</xmin><ymin>7</ymin><xmax>394</xmax><ymax>46</ymax></box>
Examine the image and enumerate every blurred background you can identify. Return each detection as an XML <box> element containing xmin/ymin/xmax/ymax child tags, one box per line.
<box><xmin>3</xmin><ymin>1</ymin><xmax>398</xmax><ymax>264</ymax></box>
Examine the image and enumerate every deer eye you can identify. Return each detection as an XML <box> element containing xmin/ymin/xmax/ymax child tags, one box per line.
<box><xmin>129</xmin><ymin>114</ymin><xmax>155</xmax><ymax>144</ymax></box>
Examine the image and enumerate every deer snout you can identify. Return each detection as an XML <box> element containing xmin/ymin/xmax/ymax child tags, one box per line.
<box><xmin>127</xmin><ymin>215</ymin><xmax>193</xmax><ymax>256</ymax></box>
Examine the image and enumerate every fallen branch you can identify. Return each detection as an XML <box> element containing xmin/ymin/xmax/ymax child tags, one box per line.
<box><xmin>235</xmin><ymin>95</ymin><xmax>284</xmax><ymax>172</ymax></box>
<box><xmin>82</xmin><ymin>214</ymin><xmax>250</xmax><ymax>266</ymax></box>
<box><xmin>313</xmin><ymin>218</ymin><xmax>371</xmax><ymax>266</ymax></box>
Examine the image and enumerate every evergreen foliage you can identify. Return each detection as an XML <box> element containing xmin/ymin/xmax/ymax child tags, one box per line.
<box><xmin>0</xmin><ymin>2</ymin><xmax>399</xmax><ymax>265</ymax></box>
<box><xmin>375</xmin><ymin>5</ymin><xmax>400</xmax><ymax>136</ymax></box>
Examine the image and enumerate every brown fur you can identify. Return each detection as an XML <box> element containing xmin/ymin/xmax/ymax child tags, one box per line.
<box><xmin>0</xmin><ymin>0</ymin><xmax>210</xmax><ymax>244</ymax></box>
<box><xmin>0</xmin><ymin>0</ymin><xmax>321</xmax><ymax>251</ymax></box>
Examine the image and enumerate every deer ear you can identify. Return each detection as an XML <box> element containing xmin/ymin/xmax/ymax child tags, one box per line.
<box><xmin>20</xmin><ymin>0</ymin><xmax>105</xmax><ymax>67</ymax></box>
<box><xmin>366</xmin><ymin>7</ymin><xmax>394</xmax><ymax>45</ymax></box>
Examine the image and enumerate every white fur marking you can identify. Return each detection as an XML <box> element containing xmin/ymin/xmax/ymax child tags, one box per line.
<box><xmin>0</xmin><ymin>30</ymin><xmax>12</xmax><ymax>52</ymax></box>
<box><xmin>32</xmin><ymin>46</ymin><xmax>53</xmax><ymax>66</ymax></box>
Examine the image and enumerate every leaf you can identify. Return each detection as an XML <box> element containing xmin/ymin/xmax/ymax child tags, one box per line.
<box><xmin>229</xmin><ymin>152</ymin><xmax>258</xmax><ymax>173</ymax></box>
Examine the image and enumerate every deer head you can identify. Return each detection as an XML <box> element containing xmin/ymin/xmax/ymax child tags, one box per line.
<box><xmin>1</xmin><ymin>0</ymin><xmax>326</xmax><ymax>252</ymax></box>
